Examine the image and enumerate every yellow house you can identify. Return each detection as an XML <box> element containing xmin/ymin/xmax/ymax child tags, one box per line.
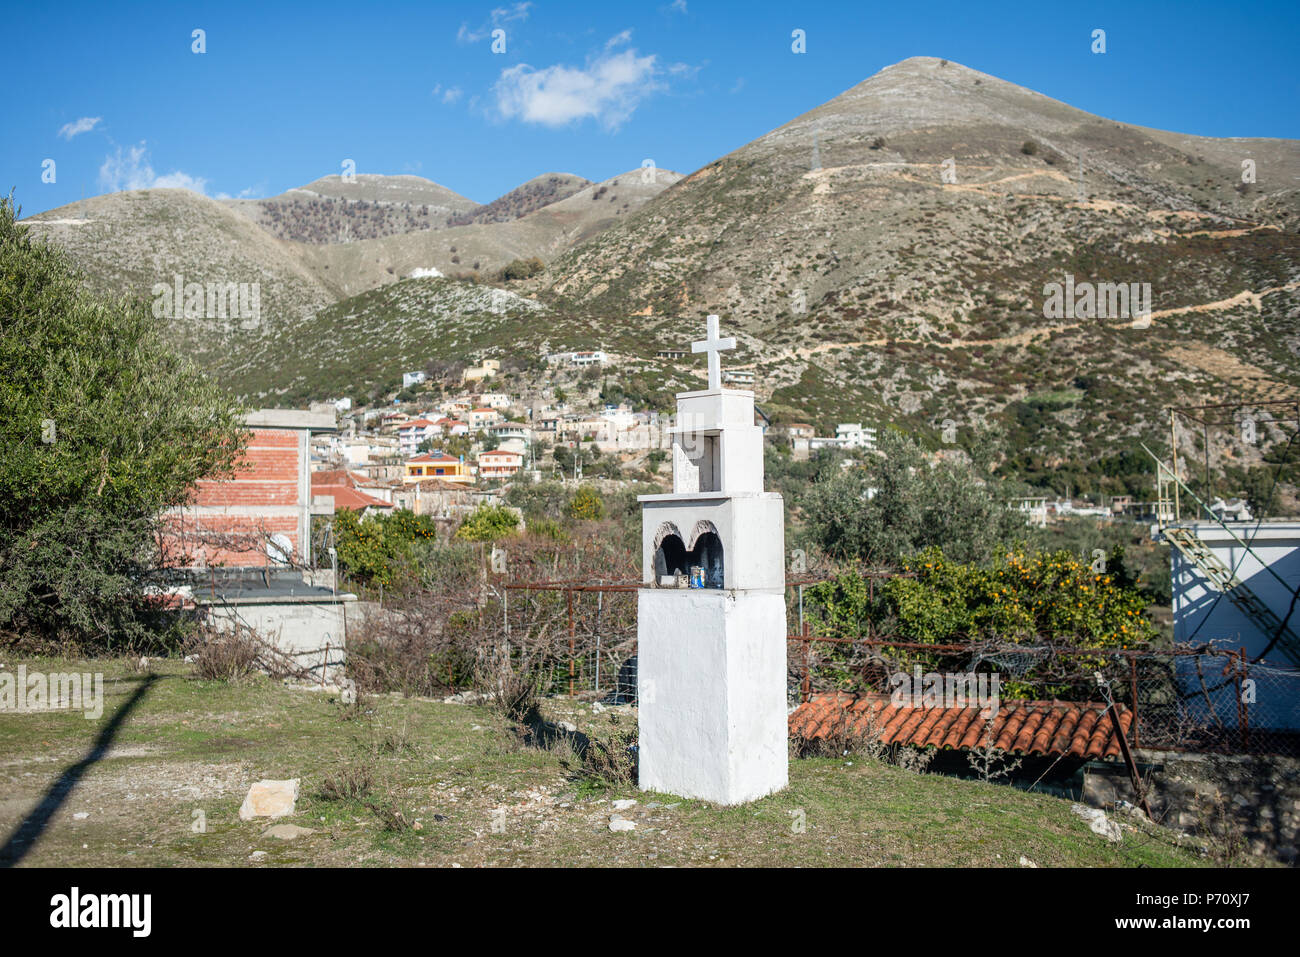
<box><xmin>404</xmin><ymin>452</ymin><xmax>474</xmax><ymax>484</ymax></box>
<box><xmin>462</xmin><ymin>358</ymin><xmax>500</xmax><ymax>384</ymax></box>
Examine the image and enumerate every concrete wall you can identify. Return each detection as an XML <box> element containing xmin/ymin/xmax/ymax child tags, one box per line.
<box><xmin>203</xmin><ymin>598</ymin><xmax>353</xmax><ymax>683</ymax></box>
<box><xmin>637</xmin><ymin>589</ymin><xmax>788</xmax><ymax>804</ymax></box>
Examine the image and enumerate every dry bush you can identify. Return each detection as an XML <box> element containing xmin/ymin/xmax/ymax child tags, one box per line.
<box><xmin>792</xmin><ymin>705</ymin><xmax>889</xmax><ymax>760</ymax></box>
<box><xmin>967</xmin><ymin>719</ymin><xmax>1024</xmax><ymax>783</ymax></box>
<box><xmin>319</xmin><ymin>764</ymin><xmax>374</xmax><ymax>801</ymax></box>
<box><xmin>370</xmin><ymin>719</ymin><xmax>417</xmax><ymax>757</ymax></box>
<box><xmin>183</xmin><ymin>621</ymin><xmax>313</xmax><ymax>683</ymax></box>
<box><xmin>566</xmin><ymin>713</ymin><xmax>638</xmax><ymax>790</ymax></box>
<box><xmin>345</xmin><ymin>535</ymin><xmax>639</xmax><ymax>711</ymax></box>
<box><xmin>364</xmin><ymin>799</ymin><xmax>413</xmax><ymax>832</ymax></box>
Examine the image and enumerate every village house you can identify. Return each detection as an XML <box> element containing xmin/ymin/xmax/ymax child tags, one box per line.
<box><xmin>476</xmin><ymin>392</ymin><xmax>512</xmax><ymax>410</ymax></box>
<box><xmin>387</xmin><ymin>477</ymin><xmax>499</xmax><ymax>520</ymax></box>
<box><xmin>310</xmin><ymin>469</ymin><xmax>394</xmax><ymax>517</ymax></box>
<box><xmin>160</xmin><ymin>409</ymin><xmax>353</xmax><ymax>680</ymax></box>
<box><xmin>462</xmin><ymin>358</ymin><xmax>500</xmax><ymax>384</ymax></box>
<box><xmin>486</xmin><ymin>420</ymin><xmax>531</xmax><ymax>453</ymax></box>
<box><xmin>477</xmin><ymin>449</ymin><xmax>525</xmax><ymax>480</ymax></box>
<box><xmin>404</xmin><ymin>451</ymin><xmax>473</xmax><ymax>484</ymax></box>
<box><xmin>379</xmin><ymin>410</ymin><xmax>411</xmax><ymax>434</ymax></box>
<box><xmin>435</xmin><ymin>417</ymin><xmax>470</xmax><ymax>436</ymax></box>
<box><xmin>546</xmin><ymin>350</ymin><xmax>608</xmax><ymax>367</ymax></box>
<box><xmin>397</xmin><ymin>418</ymin><xmax>442</xmax><ymax>456</ymax></box>
<box><xmin>467</xmin><ymin>406</ymin><xmax>503</xmax><ymax>430</ymax></box>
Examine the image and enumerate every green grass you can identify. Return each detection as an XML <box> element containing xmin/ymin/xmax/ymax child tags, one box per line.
<box><xmin>0</xmin><ymin>656</ymin><xmax>1221</xmax><ymax>867</ymax></box>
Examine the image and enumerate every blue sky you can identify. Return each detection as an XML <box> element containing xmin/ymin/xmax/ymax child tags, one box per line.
<box><xmin>7</xmin><ymin>0</ymin><xmax>1298</xmax><ymax>215</ymax></box>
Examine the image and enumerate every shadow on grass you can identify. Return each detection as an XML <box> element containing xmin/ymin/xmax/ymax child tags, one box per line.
<box><xmin>0</xmin><ymin>674</ymin><xmax>159</xmax><ymax>867</ymax></box>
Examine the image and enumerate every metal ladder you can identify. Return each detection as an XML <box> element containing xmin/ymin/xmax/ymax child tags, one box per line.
<box><xmin>1144</xmin><ymin>444</ymin><xmax>1300</xmax><ymax>667</ymax></box>
<box><xmin>1163</xmin><ymin>526</ymin><xmax>1300</xmax><ymax>666</ymax></box>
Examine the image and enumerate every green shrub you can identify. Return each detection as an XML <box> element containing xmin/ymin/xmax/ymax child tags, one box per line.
<box><xmin>454</xmin><ymin>504</ymin><xmax>520</xmax><ymax>542</ymax></box>
<box><xmin>568</xmin><ymin>485</ymin><xmax>605</xmax><ymax>521</ymax></box>
<box><xmin>0</xmin><ymin>197</ymin><xmax>246</xmax><ymax>648</ymax></box>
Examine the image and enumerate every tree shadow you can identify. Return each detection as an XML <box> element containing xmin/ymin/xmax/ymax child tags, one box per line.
<box><xmin>0</xmin><ymin>674</ymin><xmax>158</xmax><ymax>867</ymax></box>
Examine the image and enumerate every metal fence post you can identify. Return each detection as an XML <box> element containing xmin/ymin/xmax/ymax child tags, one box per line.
<box><xmin>1129</xmin><ymin>656</ymin><xmax>1140</xmax><ymax>748</ymax></box>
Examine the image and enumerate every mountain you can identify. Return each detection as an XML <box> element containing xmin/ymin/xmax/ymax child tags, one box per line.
<box><xmin>222</xmin><ymin>173</ymin><xmax>480</xmax><ymax>243</ymax></box>
<box><xmin>447</xmin><ymin>173</ymin><xmax>592</xmax><ymax>225</ymax></box>
<box><xmin>19</xmin><ymin>188</ymin><xmax>337</xmax><ymax>371</ymax></box>
<box><xmin>294</xmin><ymin>166</ymin><xmax>683</xmax><ymax>298</ymax></box>
<box><xmin>534</xmin><ymin>57</ymin><xmax>1299</xmax><ymax>490</ymax></box>
<box><xmin>20</xmin><ymin>166</ymin><xmax>681</xmax><ymax>375</ymax></box>
<box><xmin>20</xmin><ymin>56</ymin><xmax>1300</xmax><ymax>497</ymax></box>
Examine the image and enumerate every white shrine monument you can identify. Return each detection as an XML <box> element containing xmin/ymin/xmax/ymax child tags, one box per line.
<box><xmin>636</xmin><ymin>315</ymin><xmax>789</xmax><ymax>804</ymax></box>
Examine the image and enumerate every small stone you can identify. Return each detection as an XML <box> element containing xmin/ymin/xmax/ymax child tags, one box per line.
<box><xmin>1071</xmin><ymin>803</ymin><xmax>1122</xmax><ymax>843</ymax></box>
<box><xmin>249</xmin><ymin>850</ymin><xmax>267</xmax><ymax>860</ymax></box>
<box><xmin>609</xmin><ymin>818</ymin><xmax>636</xmax><ymax>832</ymax></box>
<box><xmin>1019</xmin><ymin>855</ymin><xmax>1038</xmax><ymax>868</ymax></box>
<box><xmin>263</xmin><ymin>823</ymin><xmax>315</xmax><ymax>840</ymax></box>
<box><xmin>240</xmin><ymin>779</ymin><xmax>300</xmax><ymax>821</ymax></box>
<box><xmin>612</xmin><ymin>799</ymin><xmax>638</xmax><ymax>811</ymax></box>
<box><xmin>73</xmin><ymin>812</ymin><xmax>89</xmax><ymax>820</ymax></box>
<box><xmin>557</xmin><ymin>721</ymin><xmax>578</xmax><ymax>733</ymax></box>
<box><xmin>592</xmin><ymin>702</ymin><xmax>606</xmax><ymax>714</ymax></box>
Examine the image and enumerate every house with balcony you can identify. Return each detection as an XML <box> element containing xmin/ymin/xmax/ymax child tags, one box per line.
<box><xmin>477</xmin><ymin>449</ymin><xmax>525</xmax><ymax>480</ymax></box>
<box><xmin>404</xmin><ymin>451</ymin><xmax>473</xmax><ymax>484</ymax></box>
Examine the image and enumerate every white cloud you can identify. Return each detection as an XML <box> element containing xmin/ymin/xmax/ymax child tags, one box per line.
<box><xmin>458</xmin><ymin>2</ymin><xmax>531</xmax><ymax>44</ymax></box>
<box><xmin>58</xmin><ymin>116</ymin><xmax>101</xmax><ymax>140</ymax></box>
<box><xmin>98</xmin><ymin>143</ymin><xmax>208</xmax><ymax>195</ymax></box>
<box><xmin>670</xmin><ymin>0</ymin><xmax>688</xmax><ymax>12</ymax></box>
<box><xmin>493</xmin><ymin>40</ymin><xmax>662</xmax><ymax>130</ymax></box>
<box><xmin>493</xmin><ymin>2</ymin><xmax>532</xmax><ymax>23</ymax></box>
<box><xmin>442</xmin><ymin>86</ymin><xmax>464</xmax><ymax>104</ymax></box>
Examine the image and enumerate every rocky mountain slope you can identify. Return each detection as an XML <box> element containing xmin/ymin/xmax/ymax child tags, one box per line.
<box><xmin>21</xmin><ymin>56</ymin><xmax>1300</xmax><ymax>496</ymax></box>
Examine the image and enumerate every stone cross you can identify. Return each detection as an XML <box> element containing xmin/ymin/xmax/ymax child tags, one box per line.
<box><xmin>691</xmin><ymin>314</ymin><xmax>736</xmax><ymax>392</ymax></box>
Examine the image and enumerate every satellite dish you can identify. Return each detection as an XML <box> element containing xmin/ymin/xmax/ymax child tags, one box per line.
<box><xmin>266</xmin><ymin>533</ymin><xmax>294</xmax><ymax>565</ymax></box>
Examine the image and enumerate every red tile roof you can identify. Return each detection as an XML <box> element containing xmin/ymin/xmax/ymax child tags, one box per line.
<box><xmin>407</xmin><ymin>452</ymin><xmax>460</xmax><ymax>464</ymax></box>
<box><xmin>311</xmin><ymin>483</ymin><xmax>393</xmax><ymax>511</ymax></box>
<box><xmin>788</xmin><ymin>692</ymin><xmax>1133</xmax><ymax>761</ymax></box>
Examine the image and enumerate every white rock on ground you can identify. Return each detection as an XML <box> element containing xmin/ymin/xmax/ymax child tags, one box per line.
<box><xmin>1019</xmin><ymin>855</ymin><xmax>1038</xmax><ymax>867</ymax></box>
<box><xmin>239</xmin><ymin>779</ymin><xmax>300</xmax><ymax>821</ymax></box>
<box><xmin>612</xmin><ymin>799</ymin><xmax>637</xmax><ymax>811</ymax></box>
<box><xmin>1071</xmin><ymin>803</ymin><xmax>1123</xmax><ymax>842</ymax></box>
<box><xmin>609</xmin><ymin>818</ymin><xmax>636</xmax><ymax>832</ymax></box>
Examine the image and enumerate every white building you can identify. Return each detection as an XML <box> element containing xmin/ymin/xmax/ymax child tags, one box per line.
<box><xmin>1166</xmin><ymin>520</ymin><xmax>1300</xmax><ymax>730</ymax></box>
<box><xmin>546</xmin><ymin>350</ymin><xmax>608</xmax><ymax>367</ymax></box>
<box><xmin>402</xmin><ymin>371</ymin><xmax>427</xmax><ymax>389</ymax></box>
<box><xmin>397</xmin><ymin>418</ymin><xmax>441</xmax><ymax>456</ymax></box>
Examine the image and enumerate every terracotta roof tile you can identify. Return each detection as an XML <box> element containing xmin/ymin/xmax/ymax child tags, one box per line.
<box><xmin>789</xmin><ymin>692</ymin><xmax>1132</xmax><ymax>761</ymax></box>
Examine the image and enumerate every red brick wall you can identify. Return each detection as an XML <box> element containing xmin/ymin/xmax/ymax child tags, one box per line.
<box><xmin>192</xmin><ymin>429</ymin><xmax>300</xmax><ymax>507</ymax></box>
<box><xmin>162</xmin><ymin>426</ymin><xmax>307</xmax><ymax>568</ymax></box>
